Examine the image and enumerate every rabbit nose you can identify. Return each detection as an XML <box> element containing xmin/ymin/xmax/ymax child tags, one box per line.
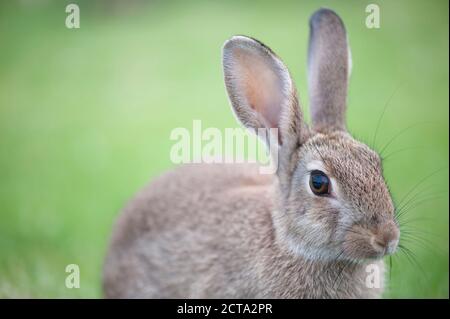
<box><xmin>371</xmin><ymin>223</ymin><xmax>400</xmax><ymax>255</ymax></box>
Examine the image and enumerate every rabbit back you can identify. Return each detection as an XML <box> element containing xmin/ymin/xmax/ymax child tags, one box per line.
<box><xmin>103</xmin><ymin>163</ymin><xmax>276</xmax><ymax>298</ymax></box>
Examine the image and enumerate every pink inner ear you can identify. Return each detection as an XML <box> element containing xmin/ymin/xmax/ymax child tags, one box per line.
<box><xmin>235</xmin><ymin>49</ymin><xmax>284</xmax><ymax>129</ymax></box>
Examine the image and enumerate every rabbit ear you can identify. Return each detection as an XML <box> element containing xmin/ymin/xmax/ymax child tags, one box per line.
<box><xmin>223</xmin><ymin>36</ymin><xmax>307</xmax><ymax>150</ymax></box>
<box><xmin>308</xmin><ymin>8</ymin><xmax>351</xmax><ymax>132</ymax></box>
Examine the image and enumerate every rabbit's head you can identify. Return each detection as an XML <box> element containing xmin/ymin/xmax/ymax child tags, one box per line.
<box><xmin>222</xmin><ymin>8</ymin><xmax>399</xmax><ymax>262</ymax></box>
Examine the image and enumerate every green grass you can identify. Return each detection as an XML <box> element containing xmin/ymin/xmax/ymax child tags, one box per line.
<box><xmin>0</xmin><ymin>0</ymin><xmax>448</xmax><ymax>298</ymax></box>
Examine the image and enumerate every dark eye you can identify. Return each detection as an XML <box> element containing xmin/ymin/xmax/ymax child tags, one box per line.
<box><xmin>309</xmin><ymin>170</ymin><xmax>330</xmax><ymax>196</ymax></box>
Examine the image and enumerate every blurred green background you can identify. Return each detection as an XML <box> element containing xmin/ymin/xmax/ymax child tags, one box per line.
<box><xmin>0</xmin><ymin>0</ymin><xmax>448</xmax><ymax>298</ymax></box>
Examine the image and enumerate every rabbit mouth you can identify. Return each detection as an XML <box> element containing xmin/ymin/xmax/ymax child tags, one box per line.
<box><xmin>341</xmin><ymin>243</ymin><xmax>389</xmax><ymax>261</ymax></box>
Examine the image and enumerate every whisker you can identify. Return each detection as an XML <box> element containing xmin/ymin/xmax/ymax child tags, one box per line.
<box><xmin>371</xmin><ymin>83</ymin><xmax>404</xmax><ymax>150</ymax></box>
<box><xmin>389</xmin><ymin>255</ymin><xmax>393</xmax><ymax>283</ymax></box>
<box><xmin>382</xmin><ymin>146</ymin><xmax>426</xmax><ymax>162</ymax></box>
<box><xmin>394</xmin><ymin>168</ymin><xmax>446</xmax><ymax>210</ymax></box>
<box><xmin>379</xmin><ymin>122</ymin><xmax>429</xmax><ymax>157</ymax></box>
<box><xmin>398</xmin><ymin>244</ymin><xmax>427</xmax><ymax>279</ymax></box>
<box><xmin>396</xmin><ymin>194</ymin><xmax>445</xmax><ymax>221</ymax></box>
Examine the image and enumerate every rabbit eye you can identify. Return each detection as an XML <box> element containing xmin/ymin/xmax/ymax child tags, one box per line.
<box><xmin>309</xmin><ymin>170</ymin><xmax>330</xmax><ymax>196</ymax></box>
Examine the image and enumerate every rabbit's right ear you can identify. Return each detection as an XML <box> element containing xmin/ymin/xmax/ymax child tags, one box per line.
<box><xmin>308</xmin><ymin>8</ymin><xmax>351</xmax><ymax>133</ymax></box>
<box><xmin>223</xmin><ymin>36</ymin><xmax>307</xmax><ymax>152</ymax></box>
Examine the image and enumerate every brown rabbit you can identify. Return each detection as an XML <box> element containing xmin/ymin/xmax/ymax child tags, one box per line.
<box><xmin>103</xmin><ymin>8</ymin><xmax>400</xmax><ymax>298</ymax></box>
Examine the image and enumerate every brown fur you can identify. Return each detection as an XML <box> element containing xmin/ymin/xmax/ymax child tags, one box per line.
<box><xmin>103</xmin><ymin>8</ymin><xmax>398</xmax><ymax>299</ymax></box>
<box><xmin>103</xmin><ymin>163</ymin><xmax>384</xmax><ymax>298</ymax></box>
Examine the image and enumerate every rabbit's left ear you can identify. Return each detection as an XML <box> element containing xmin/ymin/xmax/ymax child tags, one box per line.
<box><xmin>223</xmin><ymin>36</ymin><xmax>307</xmax><ymax>149</ymax></box>
<box><xmin>308</xmin><ymin>8</ymin><xmax>351</xmax><ymax>133</ymax></box>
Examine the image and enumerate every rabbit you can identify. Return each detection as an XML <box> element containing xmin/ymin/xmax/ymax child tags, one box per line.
<box><xmin>103</xmin><ymin>8</ymin><xmax>400</xmax><ymax>299</ymax></box>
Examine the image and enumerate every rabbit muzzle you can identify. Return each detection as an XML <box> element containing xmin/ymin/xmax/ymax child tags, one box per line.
<box><xmin>343</xmin><ymin>221</ymin><xmax>400</xmax><ymax>260</ymax></box>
